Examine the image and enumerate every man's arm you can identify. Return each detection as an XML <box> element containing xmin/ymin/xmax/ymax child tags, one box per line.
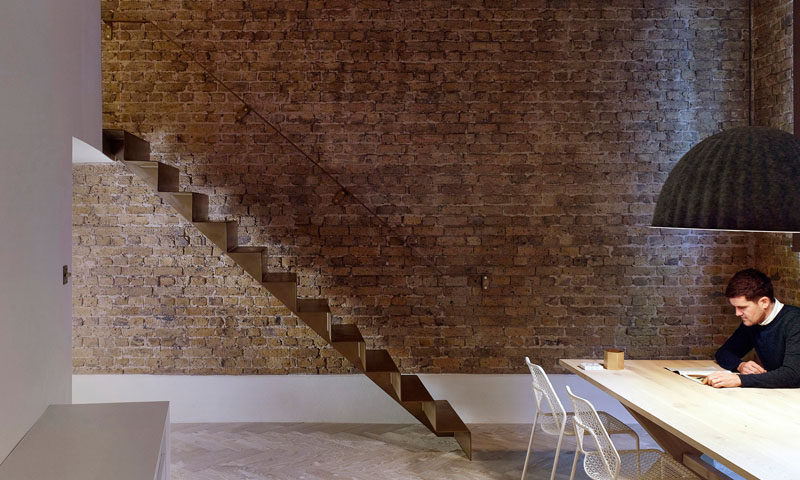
<box><xmin>715</xmin><ymin>324</ymin><xmax>753</xmax><ymax>371</ymax></box>
<box><xmin>739</xmin><ymin>322</ymin><xmax>800</xmax><ymax>388</ymax></box>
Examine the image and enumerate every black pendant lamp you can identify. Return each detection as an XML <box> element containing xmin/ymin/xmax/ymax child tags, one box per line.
<box><xmin>652</xmin><ymin>126</ymin><xmax>800</xmax><ymax>237</ymax></box>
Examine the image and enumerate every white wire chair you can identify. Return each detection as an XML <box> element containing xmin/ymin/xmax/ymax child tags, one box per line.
<box><xmin>521</xmin><ymin>358</ymin><xmax>639</xmax><ymax>480</ymax></box>
<box><xmin>565</xmin><ymin>386</ymin><xmax>700</xmax><ymax>480</ymax></box>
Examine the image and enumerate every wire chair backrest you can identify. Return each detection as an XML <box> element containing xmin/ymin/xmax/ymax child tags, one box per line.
<box><xmin>525</xmin><ymin>357</ymin><xmax>568</xmax><ymax>435</ymax></box>
<box><xmin>565</xmin><ymin>386</ymin><xmax>621</xmax><ymax>480</ymax></box>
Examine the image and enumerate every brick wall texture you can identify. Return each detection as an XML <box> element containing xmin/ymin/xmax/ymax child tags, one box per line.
<box><xmin>72</xmin><ymin>0</ymin><xmax>798</xmax><ymax>375</ymax></box>
<box><xmin>751</xmin><ymin>0</ymin><xmax>800</xmax><ymax>306</ymax></box>
<box><xmin>752</xmin><ymin>0</ymin><xmax>792</xmax><ymax>131</ymax></box>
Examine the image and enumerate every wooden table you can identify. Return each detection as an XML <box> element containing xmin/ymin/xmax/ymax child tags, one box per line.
<box><xmin>560</xmin><ymin>359</ymin><xmax>800</xmax><ymax>480</ymax></box>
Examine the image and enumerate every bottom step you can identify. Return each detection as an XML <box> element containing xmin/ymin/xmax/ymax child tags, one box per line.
<box><xmin>420</xmin><ymin>400</ymin><xmax>471</xmax><ymax>459</ymax></box>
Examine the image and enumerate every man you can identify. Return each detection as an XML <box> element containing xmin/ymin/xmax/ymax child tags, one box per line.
<box><xmin>705</xmin><ymin>268</ymin><xmax>800</xmax><ymax>388</ymax></box>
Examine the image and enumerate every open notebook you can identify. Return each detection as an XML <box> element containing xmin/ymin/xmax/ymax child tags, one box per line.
<box><xmin>665</xmin><ymin>367</ymin><xmax>721</xmax><ymax>384</ymax></box>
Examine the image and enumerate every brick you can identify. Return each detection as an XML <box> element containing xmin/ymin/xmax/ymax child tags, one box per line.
<box><xmin>71</xmin><ymin>0</ymin><xmax>800</xmax><ymax>376</ymax></box>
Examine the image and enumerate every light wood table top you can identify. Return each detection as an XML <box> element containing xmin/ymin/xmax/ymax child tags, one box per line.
<box><xmin>561</xmin><ymin>359</ymin><xmax>800</xmax><ymax>480</ymax></box>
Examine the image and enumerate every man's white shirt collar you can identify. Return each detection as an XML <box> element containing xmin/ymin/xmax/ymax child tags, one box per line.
<box><xmin>761</xmin><ymin>298</ymin><xmax>783</xmax><ymax>326</ymax></box>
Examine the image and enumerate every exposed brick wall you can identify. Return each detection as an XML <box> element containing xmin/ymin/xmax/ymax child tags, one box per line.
<box><xmin>751</xmin><ymin>234</ymin><xmax>800</xmax><ymax>305</ymax></box>
<box><xmin>74</xmin><ymin>1</ymin><xmax>759</xmax><ymax>374</ymax></box>
<box><xmin>752</xmin><ymin>0</ymin><xmax>793</xmax><ymax>131</ymax></box>
<box><xmin>750</xmin><ymin>0</ymin><xmax>800</xmax><ymax>306</ymax></box>
<box><xmin>72</xmin><ymin>164</ymin><xmax>347</xmax><ymax>373</ymax></box>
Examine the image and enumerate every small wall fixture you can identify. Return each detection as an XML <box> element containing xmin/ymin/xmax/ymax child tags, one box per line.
<box><xmin>332</xmin><ymin>189</ymin><xmax>349</xmax><ymax>205</ymax></box>
<box><xmin>652</xmin><ymin>127</ymin><xmax>800</xmax><ymax>241</ymax></box>
<box><xmin>235</xmin><ymin>105</ymin><xmax>252</xmax><ymax>124</ymax></box>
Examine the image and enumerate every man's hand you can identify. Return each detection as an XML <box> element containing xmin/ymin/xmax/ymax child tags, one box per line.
<box><xmin>703</xmin><ymin>372</ymin><xmax>742</xmax><ymax>388</ymax></box>
<box><xmin>737</xmin><ymin>361</ymin><xmax>766</xmax><ymax>375</ymax></box>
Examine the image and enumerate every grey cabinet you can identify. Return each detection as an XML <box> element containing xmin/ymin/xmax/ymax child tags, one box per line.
<box><xmin>0</xmin><ymin>402</ymin><xmax>169</xmax><ymax>480</ymax></box>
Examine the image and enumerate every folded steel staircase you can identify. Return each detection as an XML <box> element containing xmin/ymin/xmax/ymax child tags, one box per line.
<box><xmin>102</xmin><ymin>129</ymin><xmax>472</xmax><ymax>459</ymax></box>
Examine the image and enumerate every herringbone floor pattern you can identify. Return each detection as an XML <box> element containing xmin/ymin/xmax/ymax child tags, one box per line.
<box><xmin>171</xmin><ymin>423</ymin><xmax>653</xmax><ymax>480</ymax></box>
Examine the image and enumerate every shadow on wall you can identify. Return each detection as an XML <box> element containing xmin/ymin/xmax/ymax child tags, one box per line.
<box><xmin>76</xmin><ymin>0</ymin><xmax>773</xmax><ymax>375</ymax></box>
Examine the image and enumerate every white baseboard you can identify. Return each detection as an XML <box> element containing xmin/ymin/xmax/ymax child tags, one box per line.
<box><xmin>72</xmin><ymin>373</ymin><xmax>634</xmax><ymax>424</ymax></box>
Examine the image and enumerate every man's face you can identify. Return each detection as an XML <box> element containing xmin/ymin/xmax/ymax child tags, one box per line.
<box><xmin>728</xmin><ymin>296</ymin><xmax>770</xmax><ymax>327</ymax></box>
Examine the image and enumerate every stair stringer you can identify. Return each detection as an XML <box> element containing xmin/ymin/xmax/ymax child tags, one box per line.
<box><xmin>101</xmin><ymin>129</ymin><xmax>472</xmax><ymax>459</ymax></box>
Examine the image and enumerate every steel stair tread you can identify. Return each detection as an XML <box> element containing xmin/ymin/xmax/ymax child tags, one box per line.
<box><xmin>159</xmin><ymin>191</ymin><xmax>209</xmax><ymax>222</ymax></box>
<box><xmin>431</xmin><ymin>400</ymin><xmax>468</xmax><ymax>433</ymax></box>
<box><xmin>296</xmin><ymin>298</ymin><xmax>330</xmax><ymax>313</ymax></box>
<box><xmin>294</xmin><ymin>298</ymin><xmax>331</xmax><ymax>341</ymax></box>
<box><xmin>162</xmin><ymin>191</ymin><xmax>208</xmax><ymax>200</ymax></box>
<box><xmin>193</xmin><ymin>221</ymin><xmax>238</xmax><ymax>251</ymax></box>
<box><xmin>228</xmin><ymin>246</ymin><xmax>267</xmax><ymax>253</ymax></box>
<box><xmin>330</xmin><ymin>324</ymin><xmax>364</xmax><ymax>343</ymax></box>
<box><xmin>226</xmin><ymin>247</ymin><xmax>265</xmax><ymax>281</ymax></box>
<box><xmin>193</xmin><ymin>221</ymin><xmax>238</xmax><ymax>229</ymax></box>
<box><xmin>102</xmin><ymin>129</ymin><xmax>150</xmax><ymax>162</ymax></box>
<box><xmin>262</xmin><ymin>272</ymin><xmax>297</xmax><ymax>283</ymax></box>
<box><xmin>400</xmin><ymin>375</ymin><xmax>433</xmax><ymax>402</ymax></box>
<box><xmin>123</xmin><ymin>160</ymin><xmax>158</xmax><ymax>167</ymax></box>
<box><xmin>261</xmin><ymin>272</ymin><xmax>298</xmax><ymax>312</ymax></box>
<box><xmin>121</xmin><ymin>160</ymin><xmax>179</xmax><ymax>192</ymax></box>
<box><xmin>364</xmin><ymin>349</ymin><xmax>399</xmax><ymax>373</ymax></box>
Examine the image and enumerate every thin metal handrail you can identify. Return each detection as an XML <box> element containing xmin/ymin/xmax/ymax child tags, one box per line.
<box><xmin>104</xmin><ymin>16</ymin><xmax>443</xmax><ymax>275</ymax></box>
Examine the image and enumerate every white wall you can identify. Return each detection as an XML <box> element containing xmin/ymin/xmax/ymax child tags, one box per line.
<box><xmin>0</xmin><ymin>0</ymin><xmax>101</xmax><ymax>461</ymax></box>
<box><xmin>73</xmin><ymin>374</ymin><xmax>634</xmax><ymax>424</ymax></box>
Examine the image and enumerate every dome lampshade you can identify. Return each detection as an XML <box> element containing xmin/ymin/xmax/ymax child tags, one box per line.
<box><xmin>652</xmin><ymin>126</ymin><xmax>800</xmax><ymax>232</ymax></box>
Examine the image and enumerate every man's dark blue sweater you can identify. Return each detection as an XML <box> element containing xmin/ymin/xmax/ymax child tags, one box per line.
<box><xmin>715</xmin><ymin>304</ymin><xmax>800</xmax><ymax>388</ymax></box>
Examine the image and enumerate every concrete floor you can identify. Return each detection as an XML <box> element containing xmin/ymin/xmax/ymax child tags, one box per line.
<box><xmin>170</xmin><ymin>422</ymin><xmax>656</xmax><ymax>480</ymax></box>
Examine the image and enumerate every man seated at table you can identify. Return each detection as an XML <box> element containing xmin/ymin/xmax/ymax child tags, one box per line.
<box><xmin>705</xmin><ymin>268</ymin><xmax>800</xmax><ymax>388</ymax></box>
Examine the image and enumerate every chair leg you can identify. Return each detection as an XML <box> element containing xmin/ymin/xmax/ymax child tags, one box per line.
<box><xmin>549</xmin><ymin>425</ymin><xmax>566</xmax><ymax>480</ymax></box>
<box><xmin>631</xmin><ymin>431</ymin><xmax>640</xmax><ymax>478</ymax></box>
<box><xmin>520</xmin><ymin>411</ymin><xmax>539</xmax><ymax>480</ymax></box>
<box><xmin>569</xmin><ymin>448</ymin><xmax>580</xmax><ymax>480</ymax></box>
<box><xmin>637</xmin><ymin>447</ymin><xmax>642</xmax><ymax>479</ymax></box>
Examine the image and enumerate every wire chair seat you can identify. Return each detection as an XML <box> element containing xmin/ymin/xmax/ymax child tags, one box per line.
<box><xmin>539</xmin><ymin>411</ymin><xmax>638</xmax><ymax>443</ymax></box>
<box><xmin>583</xmin><ymin>449</ymin><xmax>699</xmax><ymax>480</ymax></box>
<box><xmin>567</xmin><ymin>386</ymin><xmax>700</xmax><ymax>480</ymax></box>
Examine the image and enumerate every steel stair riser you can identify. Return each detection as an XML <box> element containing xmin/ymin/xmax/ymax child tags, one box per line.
<box><xmin>364</xmin><ymin>349</ymin><xmax>402</xmax><ymax>400</ymax></box>
<box><xmin>331</xmin><ymin>341</ymin><xmax>362</xmax><ymax>367</ymax></box>
<box><xmin>227</xmin><ymin>251</ymin><xmax>264</xmax><ymax>281</ymax></box>
<box><xmin>331</xmin><ymin>324</ymin><xmax>367</xmax><ymax>374</ymax></box>
<box><xmin>262</xmin><ymin>276</ymin><xmax>297</xmax><ymax>312</ymax></box>
<box><xmin>422</xmin><ymin>401</ymin><xmax>438</xmax><ymax>432</ymax></box>
<box><xmin>455</xmin><ymin>431</ymin><xmax>472</xmax><ymax>460</ymax></box>
<box><xmin>423</xmin><ymin>400</ymin><xmax>469</xmax><ymax>450</ymax></box>
<box><xmin>330</xmin><ymin>325</ymin><xmax>366</xmax><ymax>368</ymax></box>
<box><xmin>102</xmin><ymin>129</ymin><xmax>150</xmax><ymax>162</ymax></box>
<box><xmin>123</xmin><ymin>161</ymin><xmax>179</xmax><ymax>193</ymax></box>
<box><xmin>296</xmin><ymin>311</ymin><xmax>331</xmax><ymax>342</ymax></box>
<box><xmin>399</xmin><ymin>375</ymin><xmax>433</xmax><ymax>403</ymax></box>
<box><xmin>399</xmin><ymin>402</ymin><xmax>435</xmax><ymax>431</ymax></box>
<box><xmin>296</xmin><ymin>299</ymin><xmax>331</xmax><ymax>341</ymax></box>
<box><xmin>159</xmin><ymin>192</ymin><xmax>209</xmax><ymax>222</ymax></box>
<box><xmin>194</xmin><ymin>221</ymin><xmax>238</xmax><ymax>252</ymax></box>
<box><xmin>366</xmin><ymin>371</ymin><xmax>403</xmax><ymax>401</ymax></box>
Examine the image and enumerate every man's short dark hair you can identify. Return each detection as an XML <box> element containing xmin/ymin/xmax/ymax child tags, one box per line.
<box><xmin>725</xmin><ymin>269</ymin><xmax>774</xmax><ymax>302</ymax></box>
